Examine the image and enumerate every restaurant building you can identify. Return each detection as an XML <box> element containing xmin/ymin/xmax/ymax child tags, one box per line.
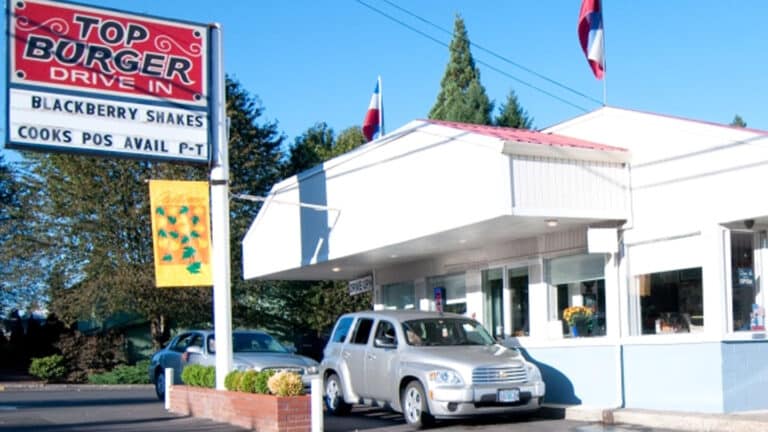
<box><xmin>243</xmin><ymin>107</ymin><xmax>768</xmax><ymax>413</ymax></box>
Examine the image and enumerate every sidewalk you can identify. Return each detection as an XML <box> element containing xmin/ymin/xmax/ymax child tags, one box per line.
<box><xmin>0</xmin><ymin>369</ymin><xmax>152</xmax><ymax>391</ymax></box>
<box><xmin>552</xmin><ymin>404</ymin><xmax>768</xmax><ymax>432</ymax></box>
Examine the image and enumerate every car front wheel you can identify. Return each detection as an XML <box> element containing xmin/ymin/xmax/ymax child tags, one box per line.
<box><xmin>324</xmin><ymin>373</ymin><xmax>351</xmax><ymax>415</ymax></box>
<box><xmin>154</xmin><ymin>369</ymin><xmax>166</xmax><ymax>401</ymax></box>
<box><xmin>402</xmin><ymin>381</ymin><xmax>434</xmax><ymax>428</ymax></box>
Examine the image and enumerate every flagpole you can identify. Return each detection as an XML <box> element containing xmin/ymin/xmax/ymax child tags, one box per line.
<box><xmin>378</xmin><ymin>75</ymin><xmax>384</xmax><ymax>137</ymax></box>
<box><xmin>601</xmin><ymin>0</ymin><xmax>607</xmax><ymax>106</ymax></box>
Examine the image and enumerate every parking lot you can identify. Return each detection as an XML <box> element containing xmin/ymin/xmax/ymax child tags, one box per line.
<box><xmin>0</xmin><ymin>386</ymin><xmax>687</xmax><ymax>432</ymax></box>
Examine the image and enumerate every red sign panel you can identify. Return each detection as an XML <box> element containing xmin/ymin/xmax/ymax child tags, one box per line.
<box><xmin>10</xmin><ymin>0</ymin><xmax>208</xmax><ymax>106</ymax></box>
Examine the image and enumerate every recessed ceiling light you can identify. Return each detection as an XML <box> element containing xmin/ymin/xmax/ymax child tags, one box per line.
<box><xmin>390</xmin><ymin>254</ymin><xmax>399</xmax><ymax>258</ymax></box>
<box><xmin>331</xmin><ymin>267</ymin><xmax>341</xmax><ymax>272</ymax></box>
<box><xmin>459</xmin><ymin>239</ymin><xmax>467</xmax><ymax>244</ymax></box>
<box><xmin>546</xmin><ymin>219</ymin><xmax>558</xmax><ymax>227</ymax></box>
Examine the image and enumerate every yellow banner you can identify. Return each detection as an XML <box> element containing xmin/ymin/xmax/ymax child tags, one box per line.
<box><xmin>149</xmin><ymin>180</ymin><xmax>213</xmax><ymax>287</ymax></box>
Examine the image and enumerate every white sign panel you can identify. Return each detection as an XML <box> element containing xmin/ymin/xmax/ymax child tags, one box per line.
<box><xmin>10</xmin><ymin>88</ymin><xmax>208</xmax><ymax>162</ymax></box>
<box><xmin>349</xmin><ymin>275</ymin><xmax>373</xmax><ymax>296</ymax></box>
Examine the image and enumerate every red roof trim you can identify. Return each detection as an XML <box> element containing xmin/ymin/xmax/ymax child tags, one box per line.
<box><xmin>424</xmin><ymin>119</ymin><xmax>628</xmax><ymax>152</ymax></box>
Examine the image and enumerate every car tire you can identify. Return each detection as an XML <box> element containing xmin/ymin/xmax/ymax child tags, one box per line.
<box><xmin>154</xmin><ymin>369</ymin><xmax>166</xmax><ymax>401</ymax></box>
<box><xmin>401</xmin><ymin>381</ymin><xmax>434</xmax><ymax>429</ymax></box>
<box><xmin>324</xmin><ymin>373</ymin><xmax>352</xmax><ymax>415</ymax></box>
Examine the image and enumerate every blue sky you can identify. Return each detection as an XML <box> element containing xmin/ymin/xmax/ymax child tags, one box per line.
<box><xmin>3</xmin><ymin>0</ymin><xmax>768</xmax><ymax>160</ymax></box>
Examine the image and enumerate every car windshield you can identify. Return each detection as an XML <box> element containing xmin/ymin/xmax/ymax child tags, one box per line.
<box><xmin>208</xmin><ymin>332</ymin><xmax>290</xmax><ymax>354</ymax></box>
<box><xmin>402</xmin><ymin>317</ymin><xmax>496</xmax><ymax>346</ymax></box>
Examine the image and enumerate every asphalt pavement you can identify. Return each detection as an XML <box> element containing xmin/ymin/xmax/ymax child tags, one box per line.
<box><xmin>0</xmin><ymin>385</ymin><xmax>683</xmax><ymax>432</ymax></box>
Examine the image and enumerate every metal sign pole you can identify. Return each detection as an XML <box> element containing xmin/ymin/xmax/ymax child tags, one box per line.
<box><xmin>209</xmin><ymin>23</ymin><xmax>233</xmax><ymax>390</ymax></box>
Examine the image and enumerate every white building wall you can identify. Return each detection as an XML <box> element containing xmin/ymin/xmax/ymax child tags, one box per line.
<box><xmin>511</xmin><ymin>156</ymin><xmax>627</xmax><ymax>218</ymax></box>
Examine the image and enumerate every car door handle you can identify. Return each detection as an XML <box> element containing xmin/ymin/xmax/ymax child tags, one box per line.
<box><xmin>342</xmin><ymin>351</ymin><xmax>351</xmax><ymax>359</ymax></box>
<box><xmin>367</xmin><ymin>353</ymin><xmax>376</xmax><ymax>360</ymax></box>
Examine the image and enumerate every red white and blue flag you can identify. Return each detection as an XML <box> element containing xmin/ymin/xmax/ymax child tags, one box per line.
<box><xmin>362</xmin><ymin>78</ymin><xmax>383</xmax><ymax>142</ymax></box>
<box><xmin>578</xmin><ymin>0</ymin><xmax>605</xmax><ymax>80</ymax></box>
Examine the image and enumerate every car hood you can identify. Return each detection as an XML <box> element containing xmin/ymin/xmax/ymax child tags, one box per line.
<box><xmin>233</xmin><ymin>352</ymin><xmax>318</xmax><ymax>370</ymax></box>
<box><xmin>401</xmin><ymin>344</ymin><xmax>525</xmax><ymax>369</ymax></box>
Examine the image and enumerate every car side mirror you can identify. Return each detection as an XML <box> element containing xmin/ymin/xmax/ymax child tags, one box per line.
<box><xmin>374</xmin><ymin>337</ymin><xmax>397</xmax><ymax>349</ymax></box>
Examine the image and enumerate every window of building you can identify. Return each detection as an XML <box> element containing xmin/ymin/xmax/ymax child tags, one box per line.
<box><xmin>731</xmin><ymin>231</ymin><xmax>763</xmax><ymax>331</ymax></box>
<box><xmin>482</xmin><ymin>267</ymin><xmax>529</xmax><ymax>338</ymax></box>
<box><xmin>546</xmin><ymin>254</ymin><xmax>606</xmax><ymax>337</ymax></box>
<box><xmin>381</xmin><ymin>281</ymin><xmax>415</xmax><ymax>310</ymax></box>
<box><xmin>636</xmin><ymin>267</ymin><xmax>703</xmax><ymax>334</ymax></box>
<box><xmin>427</xmin><ymin>273</ymin><xmax>466</xmax><ymax>314</ymax></box>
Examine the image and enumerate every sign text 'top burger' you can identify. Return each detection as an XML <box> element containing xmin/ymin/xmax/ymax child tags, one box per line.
<box><xmin>7</xmin><ymin>0</ymin><xmax>210</xmax><ymax>163</ymax></box>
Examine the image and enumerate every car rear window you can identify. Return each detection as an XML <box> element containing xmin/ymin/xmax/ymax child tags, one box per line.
<box><xmin>330</xmin><ymin>316</ymin><xmax>354</xmax><ymax>343</ymax></box>
<box><xmin>350</xmin><ymin>318</ymin><xmax>374</xmax><ymax>345</ymax></box>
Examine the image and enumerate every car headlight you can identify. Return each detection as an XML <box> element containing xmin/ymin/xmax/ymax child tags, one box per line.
<box><xmin>427</xmin><ymin>369</ymin><xmax>464</xmax><ymax>386</ymax></box>
<box><xmin>305</xmin><ymin>365</ymin><xmax>319</xmax><ymax>375</ymax></box>
<box><xmin>526</xmin><ymin>363</ymin><xmax>542</xmax><ymax>382</ymax></box>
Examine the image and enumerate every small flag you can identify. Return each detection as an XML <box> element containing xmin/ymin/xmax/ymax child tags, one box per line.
<box><xmin>149</xmin><ymin>180</ymin><xmax>213</xmax><ymax>287</ymax></box>
<box><xmin>362</xmin><ymin>78</ymin><xmax>382</xmax><ymax>142</ymax></box>
<box><xmin>578</xmin><ymin>0</ymin><xmax>605</xmax><ymax>79</ymax></box>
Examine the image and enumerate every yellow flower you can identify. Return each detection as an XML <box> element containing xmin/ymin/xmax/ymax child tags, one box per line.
<box><xmin>563</xmin><ymin>306</ymin><xmax>593</xmax><ymax>326</ymax></box>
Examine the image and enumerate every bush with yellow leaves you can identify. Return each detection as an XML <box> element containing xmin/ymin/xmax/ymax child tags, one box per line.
<box><xmin>267</xmin><ymin>371</ymin><xmax>304</xmax><ymax>397</ymax></box>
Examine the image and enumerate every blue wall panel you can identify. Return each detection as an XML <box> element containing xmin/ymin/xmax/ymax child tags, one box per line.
<box><xmin>623</xmin><ymin>342</ymin><xmax>722</xmax><ymax>412</ymax></box>
<box><xmin>721</xmin><ymin>341</ymin><xmax>768</xmax><ymax>412</ymax></box>
<box><xmin>522</xmin><ymin>345</ymin><xmax>619</xmax><ymax>407</ymax></box>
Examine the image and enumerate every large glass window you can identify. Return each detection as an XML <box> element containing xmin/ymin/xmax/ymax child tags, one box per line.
<box><xmin>636</xmin><ymin>267</ymin><xmax>703</xmax><ymax>334</ymax></box>
<box><xmin>427</xmin><ymin>273</ymin><xmax>466</xmax><ymax>314</ymax></box>
<box><xmin>481</xmin><ymin>267</ymin><xmax>529</xmax><ymax>339</ymax></box>
<box><xmin>731</xmin><ymin>231</ymin><xmax>762</xmax><ymax>331</ymax></box>
<box><xmin>546</xmin><ymin>254</ymin><xmax>606</xmax><ymax>337</ymax></box>
<box><xmin>381</xmin><ymin>281</ymin><xmax>415</xmax><ymax>310</ymax></box>
<box><xmin>482</xmin><ymin>269</ymin><xmax>504</xmax><ymax>338</ymax></box>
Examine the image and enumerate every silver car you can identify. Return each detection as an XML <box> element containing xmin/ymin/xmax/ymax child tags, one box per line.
<box><xmin>148</xmin><ymin>329</ymin><xmax>319</xmax><ymax>400</ymax></box>
<box><xmin>321</xmin><ymin>310</ymin><xmax>545</xmax><ymax>428</ymax></box>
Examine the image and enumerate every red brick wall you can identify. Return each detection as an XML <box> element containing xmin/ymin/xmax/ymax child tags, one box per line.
<box><xmin>169</xmin><ymin>385</ymin><xmax>311</xmax><ymax>432</ymax></box>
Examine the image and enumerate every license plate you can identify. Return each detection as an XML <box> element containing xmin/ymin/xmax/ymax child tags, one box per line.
<box><xmin>498</xmin><ymin>389</ymin><xmax>519</xmax><ymax>402</ymax></box>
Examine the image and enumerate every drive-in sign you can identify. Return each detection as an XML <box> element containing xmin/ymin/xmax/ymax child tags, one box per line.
<box><xmin>7</xmin><ymin>0</ymin><xmax>210</xmax><ymax>163</ymax></box>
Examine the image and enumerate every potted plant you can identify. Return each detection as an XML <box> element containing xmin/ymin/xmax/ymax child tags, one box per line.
<box><xmin>563</xmin><ymin>305</ymin><xmax>593</xmax><ymax>337</ymax></box>
<box><xmin>168</xmin><ymin>366</ymin><xmax>311</xmax><ymax>432</ymax></box>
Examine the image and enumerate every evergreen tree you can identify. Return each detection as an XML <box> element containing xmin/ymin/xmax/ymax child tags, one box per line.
<box><xmin>0</xmin><ymin>154</ymin><xmax>22</xmax><ymax>315</ymax></box>
<box><xmin>730</xmin><ymin>114</ymin><xmax>747</xmax><ymax>128</ymax></box>
<box><xmin>429</xmin><ymin>15</ymin><xmax>492</xmax><ymax>125</ymax></box>
<box><xmin>7</xmin><ymin>76</ymin><xmax>284</xmax><ymax>349</ymax></box>
<box><xmin>495</xmin><ymin>90</ymin><xmax>533</xmax><ymax>129</ymax></box>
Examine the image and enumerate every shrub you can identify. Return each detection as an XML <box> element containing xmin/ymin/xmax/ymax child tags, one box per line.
<box><xmin>181</xmin><ymin>364</ymin><xmax>214</xmax><ymax>387</ymax></box>
<box><xmin>87</xmin><ymin>360</ymin><xmax>151</xmax><ymax>384</ymax></box>
<box><xmin>224</xmin><ymin>370</ymin><xmax>242</xmax><ymax>391</ymax></box>
<box><xmin>29</xmin><ymin>354</ymin><xmax>67</xmax><ymax>383</ymax></box>
<box><xmin>237</xmin><ymin>370</ymin><xmax>259</xmax><ymax>393</ymax></box>
<box><xmin>267</xmin><ymin>371</ymin><xmax>304</xmax><ymax>396</ymax></box>
<box><xmin>254</xmin><ymin>370</ymin><xmax>276</xmax><ymax>394</ymax></box>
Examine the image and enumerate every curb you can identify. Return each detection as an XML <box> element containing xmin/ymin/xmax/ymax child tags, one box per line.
<box><xmin>611</xmin><ymin>409</ymin><xmax>768</xmax><ymax>432</ymax></box>
<box><xmin>0</xmin><ymin>383</ymin><xmax>154</xmax><ymax>391</ymax></box>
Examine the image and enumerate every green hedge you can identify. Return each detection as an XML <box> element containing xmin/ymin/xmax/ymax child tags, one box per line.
<box><xmin>224</xmin><ymin>370</ymin><xmax>276</xmax><ymax>394</ymax></box>
<box><xmin>29</xmin><ymin>355</ymin><xmax>67</xmax><ymax>383</ymax></box>
<box><xmin>181</xmin><ymin>364</ymin><xmax>215</xmax><ymax>388</ymax></box>
<box><xmin>87</xmin><ymin>360</ymin><xmax>151</xmax><ymax>384</ymax></box>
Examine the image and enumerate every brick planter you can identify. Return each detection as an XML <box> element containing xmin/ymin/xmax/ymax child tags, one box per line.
<box><xmin>168</xmin><ymin>385</ymin><xmax>310</xmax><ymax>432</ymax></box>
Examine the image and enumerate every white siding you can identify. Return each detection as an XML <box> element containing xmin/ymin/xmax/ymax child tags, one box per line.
<box><xmin>511</xmin><ymin>156</ymin><xmax>627</xmax><ymax>219</ymax></box>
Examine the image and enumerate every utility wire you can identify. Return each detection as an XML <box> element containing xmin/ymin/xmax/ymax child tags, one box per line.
<box><xmin>355</xmin><ymin>0</ymin><xmax>593</xmax><ymax>113</ymax></box>
<box><xmin>380</xmin><ymin>0</ymin><xmax>602</xmax><ymax>107</ymax></box>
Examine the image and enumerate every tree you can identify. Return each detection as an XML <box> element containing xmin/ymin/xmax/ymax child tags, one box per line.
<box><xmin>0</xmin><ymin>153</ymin><xmax>22</xmax><ymax>315</ymax></box>
<box><xmin>7</xmin><ymin>76</ymin><xmax>285</xmax><ymax>350</ymax></box>
<box><xmin>731</xmin><ymin>115</ymin><xmax>747</xmax><ymax>128</ymax></box>
<box><xmin>495</xmin><ymin>90</ymin><xmax>533</xmax><ymax>129</ymax></box>
<box><xmin>429</xmin><ymin>14</ymin><xmax>493</xmax><ymax>125</ymax></box>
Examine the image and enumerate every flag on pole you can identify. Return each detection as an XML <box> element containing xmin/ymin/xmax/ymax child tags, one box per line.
<box><xmin>362</xmin><ymin>77</ymin><xmax>383</xmax><ymax>142</ymax></box>
<box><xmin>578</xmin><ymin>0</ymin><xmax>605</xmax><ymax>80</ymax></box>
